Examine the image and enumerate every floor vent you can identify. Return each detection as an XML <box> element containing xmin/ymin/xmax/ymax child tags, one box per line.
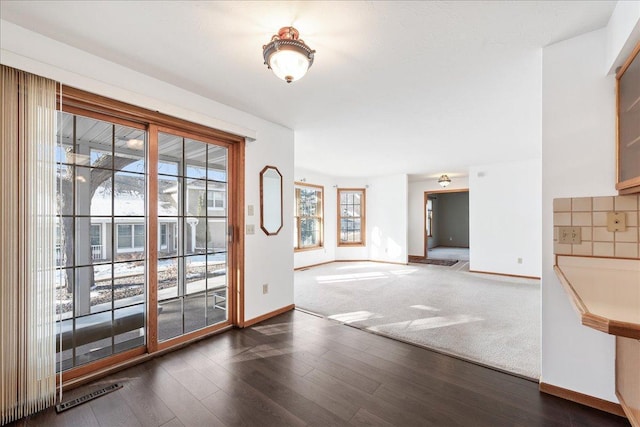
<box><xmin>55</xmin><ymin>383</ymin><xmax>122</xmax><ymax>413</ymax></box>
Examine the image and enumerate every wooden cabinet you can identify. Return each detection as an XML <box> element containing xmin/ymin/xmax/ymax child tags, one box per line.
<box><xmin>617</xmin><ymin>42</ymin><xmax>640</xmax><ymax>194</ymax></box>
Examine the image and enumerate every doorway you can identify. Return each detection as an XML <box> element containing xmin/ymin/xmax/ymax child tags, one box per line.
<box><xmin>424</xmin><ymin>189</ymin><xmax>469</xmax><ymax>261</ymax></box>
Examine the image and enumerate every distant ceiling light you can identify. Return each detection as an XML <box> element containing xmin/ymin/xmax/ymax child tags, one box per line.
<box><xmin>438</xmin><ymin>174</ymin><xmax>451</xmax><ymax>187</ymax></box>
<box><xmin>126</xmin><ymin>138</ymin><xmax>144</xmax><ymax>150</ymax></box>
<box><xmin>263</xmin><ymin>26</ymin><xmax>315</xmax><ymax>83</ymax></box>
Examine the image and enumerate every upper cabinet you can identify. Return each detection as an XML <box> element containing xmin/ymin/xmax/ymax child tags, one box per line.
<box><xmin>617</xmin><ymin>42</ymin><xmax>640</xmax><ymax>194</ymax></box>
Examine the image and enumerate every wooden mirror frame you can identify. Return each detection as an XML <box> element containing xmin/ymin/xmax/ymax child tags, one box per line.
<box><xmin>260</xmin><ymin>165</ymin><xmax>283</xmax><ymax>235</ymax></box>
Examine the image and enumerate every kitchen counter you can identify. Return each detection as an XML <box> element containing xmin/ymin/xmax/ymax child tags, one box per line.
<box><xmin>554</xmin><ymin>256</ymin><xmax>640</xmax><ymax>339</ymax></box>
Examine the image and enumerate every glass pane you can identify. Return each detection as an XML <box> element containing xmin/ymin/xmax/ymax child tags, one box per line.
<box><xmin>114</xmin><ymin>172</ymin><xmax>145</xmax><ymax>216</ymax></box>
<box><xmin>185</xmin><ymin>217</ymin><xmax>205</xmax><ymax>255</ymax></box>
<box><xmin>185</xmin><ymin>138</ymin><xmax>208</xmax><ymax>179</ymax></box>
<box><xmin>134</xmin><ymin>224</ymin><xmax>145</xmax><ymax>248</ymax></box>
<box><xmin>158</xmin><ymin>257</ymin><xmax>179</xmax><ymax>301</ymax></box>
<box><xmin>58</xmin><ymin>217</ymin><xmax>74</xmax><ymax>268</ymax></box>
<box><xmin>619</xmin><ymin>51</ymin><xmax>640</xmax><ymax>182</ymax></box>
<box><xmin>158</xmin><ymin>133</ymin><xmax>182</xmax><ymax>176</ymax></box>
<box><xmin>117</xmin><ymin>225</ymin><xmax>132</xmax><ymax>249</ymax></box>
<box><xmin>207</xmin><ymin>145</ymin><xmax>227</xmax><ymax>182</ymax></box>
<box><xmin>114</xmin><ymin>126</ymin><xmax>145</xmax><ymax>174</ymax></box>
<box><xmin>186</xmin><ymin>180</ymin><xmax>207</xmax><ymax>216</ymax></box>
<box><xmin>56</xmin><ymin>164</ymin><xmax>74</xmax><ymax>215</ymax></box>
<box><xmin>114</xmin><ymin>304</ymin><xmax>145</xmax><ymax>352</ymax></box>
<box><xmin>75</xmin><ymin>266</ymin><xmax>105</xmax><ymax>316</ymax></box>
<box><xmin>90</xmin><ymin>264</ymin><xmax>113</xmax><ymax>314</ymax></box>
<box><xmin>207</xmin><ymin>218</ymin><xmax>226</xmax><ymax>254</ymax></box>
<box><xmin>184</xmin><ymin>293</ymin><xmax>206</xmax><ymax>334</ymax></box>
<box><xmin>207</xmin><ymin>253</ymin><xmax>227</xmax><ymax>292</ymax></box>
<box><xmin>75</xmin><ymin>167</ymin><xmax>112</xmax><ymax>216</ymax></box>
<box><xmin>158</xmin><ymin>175</ymin><xmax>180</xmax><ymax>216</ymax></box>
<box><xmin>56</xmin><ymin>268</ymin><xmax>74</xmax><ymax>320</ymax></box>
<box><xmin>159</xmin><ymin>219</ymin><xmax>178</xmax><ymax>257</ymax></box>
<box><xmin>73</xmin><ymin>312</ymin><xmax>113</xmax><ymax>365</ymax></box>
<box><xmin>56</xmin><ymin>112</ymin><xmax>74</xmax><ymax>164</ymax></box>
<box><xmin>158</xmin><ymin>299</ymin><xmax>182</xmax><ymax>341</ymax></box>
<box><xmin>75</xmin><ymin>116</ymin><xmax>113</xmax><ymax>169</ymax></box>
<box><xmin>207</xmin><ymin>289</ymin><xmax>226</xmax><ymax>326</ymax></box>
<box><xmin>207</xmin><ymin>182</ymin><xmax>227</xmax><ymax>216</ymax></box>
<box><xmin>185</xmin><ymin>255</ymin><xmax>206</xmax><ymax>294</ymax></box>
<box><xmin>114</xmin><ymin>261</ymin><xmax>145</xmax><ymax>309</ymax></box>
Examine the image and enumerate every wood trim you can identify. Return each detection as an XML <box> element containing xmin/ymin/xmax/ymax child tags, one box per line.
<box><xmin>337</xmin><ymin>188</ymin><xmax>366</xmax><ymax>247</ymax></box>
<box><xmin>59</xmin><ymin>86</ymin><xmax>244</xmax><ymax>144</ymax></box>
<box><xmin>616</xmin><ymin>336</ymin><xmax>640</xmax><ymax>427</ymax></box>
<box><xmin>294</xmin><ymin>182</ymin><xmax>324</xmax><ymax>250</ymax></box>
<box><xmin>156</xmin><ymin>320</ymin><xmax>234</xmax><ymax>352</ymax></box>
<box><xmin>369</xmin><ymin>259</ymin><xmax>409</xmax><ymax>266</ymax></box>
<box><xmin>259</xmin><ymin>165</ymin><xmax>284</xmax><ymax>236</ymax></box>
<box><xmin>147</xmin><ymin>124</ymin><xmax>159</xmax><ymax>353</ymax></box>
<box><xmin>616</xmin><ymin>40</ymin><xmax>640</xmax><ymax>79</ymax></box>
<box><xmin>468</xmin><ymin>269</ymin><xmax>540</xmax><ymax>280</ymax></box>
<box><xmin>539</xmin><ymin>382</ymin><xmax>627</xmax><ymax>418</ymax></box>
<box><xmin>234</xmin><ymin>140</ymin><xmax>245</xmax><ymax>327</ymax></box>
<box><xmin>59</xmin><ymin>104</ymin><xmax>147</xmax><ymax>130</ymax></box>
<box><xmin>615</xmin><ymin>41</ymin><xmax>640</xmax><ymax>195</ymax></box>
<box><xmin>243</xmin><ymin>304</ymin><xmax>295</xmax><ymax>328</ymax></box>
<box><xmin>424</xmin><ymin>188</ymin><xmax>469</xmax><ymax>259</ymax></box>
<box><xmin>294</xmin><ymin>260</ymin><xmax>334</xmax><ymax>271</ymax></box>
<box><xmin>59</xmin><ymin>347</ymin><xmax>146</xmax><ymax>383</ymax></box>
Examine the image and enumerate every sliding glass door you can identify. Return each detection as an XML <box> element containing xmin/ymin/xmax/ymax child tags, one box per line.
<box><xmin>55</xmin><ymin>102</ymin><xmax>238</xmax><ymax>377</ymax></box>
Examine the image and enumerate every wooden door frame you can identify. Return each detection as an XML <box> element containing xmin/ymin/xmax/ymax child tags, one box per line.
<box><xmin>423</xmin><ymin>188</ymin><xmax>469</xmax><ymax>258</ymax></box>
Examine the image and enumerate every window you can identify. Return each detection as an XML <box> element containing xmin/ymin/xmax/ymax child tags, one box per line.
<box><xmin>338</xmin><ymin>188</ymin><xmax>366</xmax><ymax>246</ymax></box>
<box><xmin>90</xmin><ymin>224</ymin><xmax>101</xmax><ymax>246</ymax></box>
<box><xmin>117</xmin><ymin>224</ymin><xmax>145</xmax><ymax>250</ymax></box>
<box><xmin>207</xmin><ymin>190</ymin><xmax>225</xmax><ymax>209</ymax></box>
<box><xmin>294</xmin><ymin>183</ymin><xmax>323</xmax><ymax>250</ymax></box>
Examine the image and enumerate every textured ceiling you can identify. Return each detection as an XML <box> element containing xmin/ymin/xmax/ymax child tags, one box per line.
<box><xmin>0</xmin><ymin>1</ymin><xmax>616</xmax><ymax>179</ymax></box>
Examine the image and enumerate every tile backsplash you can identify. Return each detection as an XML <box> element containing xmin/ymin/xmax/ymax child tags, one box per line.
<box><xmin>553</xmin><ymin>194</ymin><xmax>639</xmax><ymax>259</ymax></box>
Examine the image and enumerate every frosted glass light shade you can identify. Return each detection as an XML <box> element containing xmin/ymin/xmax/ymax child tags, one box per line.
<box><xmin>268</xmin><ymin>50</ymin><xmax>310</xmax><ymax>83</ymax></box>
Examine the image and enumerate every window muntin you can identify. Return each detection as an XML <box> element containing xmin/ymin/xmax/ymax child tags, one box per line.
<box><xmin>294</xmin><ymin>184</ymin><xmax>323</xmax><ymax>250</ymax></box>
<box><xmin>338</xmin><ymin>188</ymin><xmax>366</xmax><ymax>246</ymax></box>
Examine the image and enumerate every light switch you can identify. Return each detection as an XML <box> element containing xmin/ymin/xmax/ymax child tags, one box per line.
<box><xmin>558</xmin><ymin>227</ymin><xmax>581</xmax><ymax>244</ymax></box>
<box><xmin>246</xmin><ymin>224</ymin><xmax>255</xmax><ymax>235</ymax></box>
<box><xmin>247</xmin><ymin>205</ymin><xmax>254</xmax><ymax>216</ymax></box>
<box><xmin>607</xmin><ymin>212</ymin><xmax>626</xmax><ymax>232</ymax></box>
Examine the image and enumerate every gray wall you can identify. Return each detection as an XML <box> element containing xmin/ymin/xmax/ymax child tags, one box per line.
<box><xmin>428</xmin><ymin>191</ymin><xmax>469</xmax><ymax>248</ymax></box>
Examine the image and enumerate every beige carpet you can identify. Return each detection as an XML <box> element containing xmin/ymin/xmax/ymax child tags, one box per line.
<box><xmin>294</xmin><ymin>261</ymin><xmax>540</xmax><ymax>380</ymax></box>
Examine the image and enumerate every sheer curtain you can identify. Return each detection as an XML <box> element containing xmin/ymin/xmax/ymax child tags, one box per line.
<box><xmin>1</xmin><ymin>65</ymin><xmax>57</xmax><ymax>424</ymax></box>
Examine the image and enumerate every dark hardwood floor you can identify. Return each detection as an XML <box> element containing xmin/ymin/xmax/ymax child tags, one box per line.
<box><xmin>13</xmin><ymin>310</ymin><xmax>630</xmax><ymax>426</ymax></box>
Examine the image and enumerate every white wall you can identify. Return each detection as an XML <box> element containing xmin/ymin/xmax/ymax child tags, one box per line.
<box><xmin>542</xmin><ymin>28</ymin><xmax>618</xmax><ymax>402</ymax></box>
<box><xmin>367</xmin><ymin>174</ymin><xmax>408</xmax><ymax>264</ymax></box>
<box><xmin>407</xmin><ymin>177</ymin><xmax>469</xmax><ymax>256</ymax></box>
<box><xmin>605</xmin><ymin>0</ymin><xmax>640</xmax><ymax>74</ymax></box>
<box><xmin>0</xmin><ymin>20</ymin><xmax>295</xmax><ymax>322</ymax></box>
<box><xmin>293</xmin><ymin>171</ymin><xmax>409</xmax><ymax>267</ymax></box>
<box><xmin>469</xmin><ymin>159</ymin><xmax>542</xmax><ymax>278</ymax></box>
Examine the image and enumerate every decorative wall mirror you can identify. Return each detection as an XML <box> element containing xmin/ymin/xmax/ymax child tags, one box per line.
<box><xmin>260</xmin><ymin>165</ymin><xmax>283</xmax><ymax>235</ymax></box>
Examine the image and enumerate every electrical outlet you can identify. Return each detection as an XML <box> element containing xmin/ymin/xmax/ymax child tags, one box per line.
<box><xmin>607</xmin><ymin>212</ymin><xmax>626</xmax><ymax>232</ymax></box>
<box><xmin>262</xmin><ymin>284</ymin><xmax>269</xmax><ymax>294</ymax></box>
<box><xmin>247</xmin><ymin>205</ymin><xmax>254</xmax><ymax>216</ymax></box>
<box><xmin>558</xmin><ymin>226</ymin><xmax>581</xmax><ymax>244</ymax></box>
<box><xmin>517</xmin><ymin>258</ymin><xmax>523</xmax><ymax>264</ymax></box>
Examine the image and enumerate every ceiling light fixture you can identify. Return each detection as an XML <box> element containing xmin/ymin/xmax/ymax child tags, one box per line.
<box><xmin>438</xmin><ymin>174</ymin><xmax>451</xmax><ymax>187</ymax></box>
<box><xmin>263</xmin><ymin>26</ymin><xmax>315</xmax><ymax>83</ymax></box>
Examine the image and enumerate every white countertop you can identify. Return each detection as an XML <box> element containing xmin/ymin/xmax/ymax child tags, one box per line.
<box><xmin>555</xmin><ymin>256</ymin><xmax>640</xmax><ymax>339</ymax></box>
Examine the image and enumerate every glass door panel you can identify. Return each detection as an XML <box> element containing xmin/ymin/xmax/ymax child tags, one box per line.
<box><xmin>156</xmin><ymin>131</ymin><xmax>229</xmax><ymax>342</ymax></box>
<box><xmin>55</xmin><ymin>111</ymin><xmax>147</xmax><ymax>372</ymax></box>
